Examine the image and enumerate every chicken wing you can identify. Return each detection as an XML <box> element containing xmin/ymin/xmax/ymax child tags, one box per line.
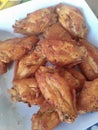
<box><xmin>77</xmin><ymin>78</ymin><xmax>98</xmax><ymax>113</ymax></box>
<box><xmin>9</xmin><ymin>77</ymin><xmax>44</xmax><ymax>106</ymax></box>
<box><xmin>39</xmin><ymin>39</ymin><xmax>87</xmax><ymax>66</ymax></box>
<box><xmin>32</xmin><ymin>101</ymin><xmax>60</xmax><ymax>130</ymax></box>
<box><xmin>43</xmin><ymin>22</ymin><xmax>72</xmax><ymax>40</ymax></box>
<box><xmin>0</xmin><ymin>36</ymin><xmax>39</xmax><ymax>63</ymax></box>
<box><xmin>36</xmin><ymin>66</ymin><xmax>77</xmax><ymax>123</ymax></box>
<box><xmin>13</xmin><ymin>7</ymin><xmax>57</xmax><ymax>35</ymax></box>
<box><xmin>14</xmin><ymin>45</ymin><xmax>46</xmax><ymax>79</ymax></box>
<box><xmin>63</xmin><ymin>68</ymin><xmax>86</xmax><ymax>92</ymax></box>
<box><xmin>78</xmin><ymin>39</ymin><xmax>98</xmax><ymax>80</ymax></box>
<box><xmin>56</xmin><ymin>3</ymin><xmax>88</xmax><ymax>38</ymax></box>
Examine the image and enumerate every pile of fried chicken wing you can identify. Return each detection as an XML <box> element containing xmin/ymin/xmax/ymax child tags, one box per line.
<box><xmin>1</xmin><ymin>3</ymin><xmax>98</xmax><ymax>130</ymax></box>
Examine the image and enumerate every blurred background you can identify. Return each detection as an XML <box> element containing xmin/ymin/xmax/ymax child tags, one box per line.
<box><xmin>0</xmin><ymin>0</ymin><xmax>31</xmax><ymax>10</ymax></box>
<box><xmin>86</xmin><ymin>0</ymin><xmax>98</xmax><ymax>18</ymax></box>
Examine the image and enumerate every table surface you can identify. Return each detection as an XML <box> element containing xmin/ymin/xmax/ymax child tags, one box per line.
<box><xmin>86</xmin><ymin>0</ymin><xmax>98</xmax><ymax>18</ymax></box>
<box><xmin>86</xmin><ymin>123</ymin><xmax>98</xmax><ymax>130</ymax></box>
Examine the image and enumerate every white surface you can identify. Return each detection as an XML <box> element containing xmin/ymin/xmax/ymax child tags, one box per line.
<box><xmin>0</xmin><ymin>0</ymin><xmax>98</xmax><ymax>130</ymax></box>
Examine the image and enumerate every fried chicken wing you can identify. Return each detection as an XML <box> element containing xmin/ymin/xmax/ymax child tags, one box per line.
<box><xmin>56</xmin><ymin>3</ymin><xmax>88</xmax><ymax>38</ymax></box>
<box><xmin>78</xmin><ymin>39</ymin><xmax>98</xmax><ymax>80</ymax></box>
<box><xmin>77</xmin><ymin>78</ymin><xmax>98</xmax><ymax>113</ymax></box>
<box><xmin>0</xmin><ymin>36</ymin><xmax>39</xmax><ymax>63</ymax></box>
<box><xmin>63</xmin><ymin>68</ymin><xmax>86</xmax><ymax>92</ymax></box>
<box><xmin>9</xmin><ymin>77</ymin><xmax>44</xmax><ymax>106</ymax></box>
<box><xmin>13</xmin><ymin>7</ymin><xmax>57</xmax><ymax>35</ymax></box>
<box><xmin>43</xmin><ymin>22</ymin><xmax>72</xmax><ymax>40</ymax></box>
<box><xmin>67</xmin><ymin>68</ymin><xmax>86</xmax><ymax>82</ymax></box>
<box><xmin>39</xmin><ymin>39</ymin><xmax>87</xmax><ymax>66</ymax></box>
<box><xmin>36</xmin><ymin>66</ymin><xmax>77</xmax><ymax>123</ymax></box>
<box><xmin>32</xmin><ymin>101</ymin><xmax>60</xmax><ymax>130</ymax></box>
<box><xmin>14</xmin><ymin>45</ymin><xmax>46</xmax><ymax>79</ymax></box>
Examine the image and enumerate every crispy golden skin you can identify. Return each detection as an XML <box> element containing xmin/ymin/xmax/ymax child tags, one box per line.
<box><xmin>36</xmin><ymin>66</ymin><xmax>77</xmax><ymax>123</ymax></box>
<box><xmin>56</xmin><ymin>3</ymin><xmax>88</xmax><ymax>38</ymax></box>
<box><xmin>77</xmin><ymin>78</ymin><xmax>98</xmax><ymax>113</ymax></box>
<box><xmin>0</xmin><ymin>37</ymin><xmax>21</xmax><ymax>63</ymax></box>
<box><xmin>43</xmin><ymin>22</ymin><xmax>72</xmax><ymax>40</ymax></box>
<box><xmin>79</xmin><ymin>39</ymin><xmax>98</xmax><ymax>80</ymax></box>
<box><xmin>0</xmin><ymin>62</ymin><xmax>7</xmax><ymax>74</ymax></box>
<box><xmin>32</xmin><ymin>101</ymin><xmax>60</xmax><ymax>130</ymax></box>
<box><xmin>13</xmin><ymin>7</ymin><xmax>57</xmax><ymax>35</ymax></box>
<box><xmin>9</xmin><ymin>77</ymin><xmax>44</xmax><ymax>106</ymax></box>
<box><xmin>14</xmin><ymin>45</ymin><xmax>46</xmax><ymax>79</ymax></box>
<box><xmin>68</xmin><ymin>68</ymin><xmax>86</xmax><ymax>84</ymax></box>
<box><xmin>39</xmin><ymin>39</ymin><xmax>87</xmax><ymax>66</ymax></box>
<box><xmin>65</xmin><ymin>46</ymin><xmax>88</xmax><ymax>69</ymax></box>
<box><xmin>63</xmin><ymin>68</ymin><xmax>86</xmax><ymax>92</ymax></box>
<box><xmin>0</xmin><ymin>36</ymin><xmax>39</xmax><ymax>63</ymax></box>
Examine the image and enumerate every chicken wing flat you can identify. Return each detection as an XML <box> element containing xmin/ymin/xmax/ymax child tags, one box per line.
<box><xmin>39</xmin><ymin>39</ymin><xmax>87</xmax><ymax>66</ymax></box>
<box><xmin>13</xmin><ymin>7</ymin><xmax>57</xmax><ymax>35</ymax></box>
<box><xmin>43</xmin><ymin>22</ymin><xmax>72</xmax><ymax>40</ymax></box>
<box><xmin>78</xmin><ymin>39</ymin><xmax>98</xmax><ymax>80</ymax></box>
<box><xmin>32</xmin><ymin>101</ymin><xmax>60</xmax><ymax>130</ymax></box>
<box><xmin>0</xmin><ymin>36</ymin><xmax>39</xmax><ymax>63</ymax></box>
<box><xmin>62</xmin><ymin>68</ymin><xmax>86</xmax><ymax>92</ymax></box>
<box><xmin>77</xmin><ymin>78</ymin><xmax>98</xmax><ymax>113</ymax></box>
<box><xmin>56</xmin><ymin>3</ymin><xmax>88</xmax><ymax>38</ymax></box>
<box><xmin>0</xmin><ymin>62</ymin><xmax>7</xmax><ymax>74</ymax></box>
<box><xmin>9</xmin><ymin>77</ymin><xmax>44</xmax><ymax>106</ymax></box>
<box><xmin>14</xmin><ymin>45</ymin><xmax>46</xmax><ymax>79</ymax></box>
<box><xmin>36</xmin><ymin>66</ymin><xmax>77</xmax><ymax>123</ymax></box>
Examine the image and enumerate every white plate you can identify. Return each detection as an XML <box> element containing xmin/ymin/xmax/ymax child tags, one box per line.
<box><xmin>0</xmin><ymin>0</ymin><xmax>98</xmax><ymax>130</ymax></box>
